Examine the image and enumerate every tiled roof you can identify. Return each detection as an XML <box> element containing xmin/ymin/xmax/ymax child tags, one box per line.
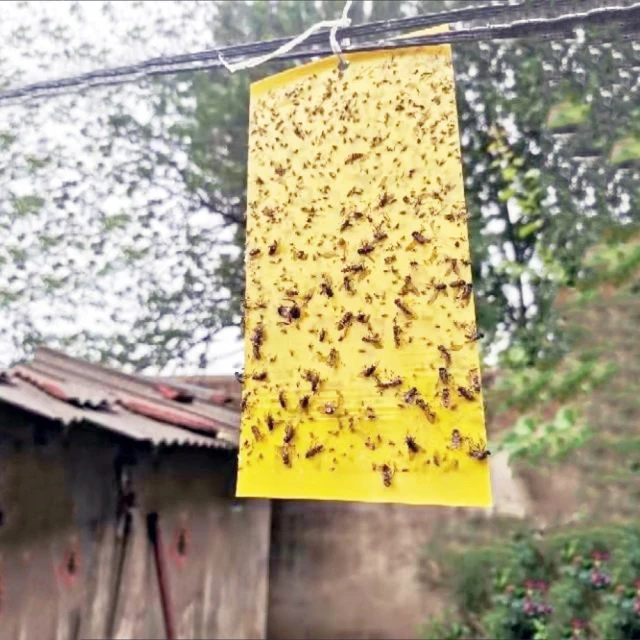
<box><xmin>0</xmin><ymin>347</ymin><xmax>240</xmax><ymax>450</ymax></box>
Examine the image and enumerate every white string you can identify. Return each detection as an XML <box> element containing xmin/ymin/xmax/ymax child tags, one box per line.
<box><xmin>330</xmin><ymin>0</ymin><xmax>354</xmax><ymax>67</ymax></box>
<box><xmin>218</xmin><ymin>0</ymin><xmax>353</xmax><ymax>73</ymax></box>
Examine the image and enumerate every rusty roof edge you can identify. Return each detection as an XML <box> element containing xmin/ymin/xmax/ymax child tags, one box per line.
<box><xmin>22</xmin><ymin>362</ymin><xmax>115</xmax><ymax>401</ymax></box>
<box><xmin>84</xmin><ymin>406</ymin><xmax>234</xmax><ymax>449</ymax></box>
<box><xmin>173</xmin><ymin>374</ymin><xmax>241</xmax><ymax>387</ymax></box>
<box><xmin>117</xmin><ymin>394</ymin><xmax>222</xmax><ymax>435</ymax></box>
<box><xmin>28</xmin><ymin>354</ymin><xmax>240</xmax><ymax>442</ymax></box>
<box><xmin>33</xmin><ymin>347</ymin><xmax>240</xmax><ymax>430</ymax></box>
<box><xmin>154</xmin><ymin>377</ymin><xmax>242</xmax><ymax>404</ymax></box>
<box><xmin>0</xmin><ymin>378</ymin><xmax>235</xmax><ymax>450</ymax></box>
<box><xmin>0</xmin><ymin>371</ymin><xmax>15</xmax><ymax>385</ymax></box>
<box><xmin>0</xmin><ymin>383</ymin><xmax>77</xmax><ymax>426</ymax></box>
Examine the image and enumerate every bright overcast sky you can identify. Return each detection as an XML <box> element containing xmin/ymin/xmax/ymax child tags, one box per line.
<box><xmin>0</xmin><ymin>1</ymin><xmax>505</xmax><ymax>375</ymax></box>
<box><xmin>1</xmin><ymin>1</ymin><xmax>247</xmax><ymax>375</ymax></box>
<box><xmin>2</xmin><ymin>0</ymin><xmax>575</xmax><ymax>374</ymax></box>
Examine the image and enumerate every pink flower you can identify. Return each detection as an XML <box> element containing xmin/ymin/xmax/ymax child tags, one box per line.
<box><xmin>522</xmin><ymin>598</ymin><xmax>536</xmax><ymax>616</ymax></box>
<box><xmin>591</xmin><ymin>550</ymin><xmax>610</xmax><ymax>563</ymax></box>
<box><xmin>590</xmin><ymin>568</ymin><xmax>612</xmax><ymax>588</ymax></box>
<box><xmin>536</xmin><ymin>579</ymin><xmax>549</xmax><ymax>592</ymax></box>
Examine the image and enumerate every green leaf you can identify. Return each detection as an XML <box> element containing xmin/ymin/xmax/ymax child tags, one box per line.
<box><xmin>546</xmin><ymin>100</ymin><xmax>591</xmax><ymax>132</ymax></box>
<box><xmin>0</xmin><ymin>131</ymin><xmax>16</xmax><ymax>148</ymax></box>
<box><xmin>498</xmin><ymin>187</ymin><xmax>516</xmax><ymax>202</ymax></box>
<box><xmin>517</xmin><ymin>219</ymin><xmax>544</xmax><ymax>239</ymax></box>
<box><xmin>609</xmin><ymin>136</ymin><xmax>640</xmax><ymax>166</ymax></box>
<box><xmin>25</xmin><ymin>154</ymin><xmax>49</xmax><ymax>171</ymax></box>
<box><xmin>13</xmin><ymin>195</ymin><xmax>45</xmax><ymax>215</ymax></box>
<box><xmin>102</xmin><ymin>213</ymin><xmax>132</xmax><ymax>231</ymax></box>
<box><xmin>515</xmin><ymin>416</ymin><xmax>537</xmax><ymax>436</ymax></box>
<box><xmin>502</xmin><ymin>166</ymin><xmax>517</xmax><ymax>182</ymax></box>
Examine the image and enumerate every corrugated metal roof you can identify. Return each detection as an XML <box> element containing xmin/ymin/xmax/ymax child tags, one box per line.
<box><xmin>33</xmin><ymin>347</ymin><xmax>240</xmax><ymax>431</ymax></box>
<box><xmin>0</xmin><ymin>348</ymin><xmax>241</xmax><ymax>450</ymax></box>
<box><xmin>165</xmin><ymin>375</ymin><xmax>242</xmax><ymax>411</ymax></box>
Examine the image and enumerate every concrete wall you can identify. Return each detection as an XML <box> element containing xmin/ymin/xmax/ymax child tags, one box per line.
<box><xmin>267</xmin><ymin>500</ymin><xmax>450</xmax><ymax>640</ymax></box>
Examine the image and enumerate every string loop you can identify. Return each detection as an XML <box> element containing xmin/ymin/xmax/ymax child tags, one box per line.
<box><xmin>330</xmin><ymin>0</ymin><xmax>354</xmax><ymax>73</ymax></box>
<box><xmin>220</xmin><ymin>0</ymin><xmax>353</xmax><ymax>74</ymax></box>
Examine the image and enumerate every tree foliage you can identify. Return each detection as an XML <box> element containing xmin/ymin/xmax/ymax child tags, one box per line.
<box><xmin>0</xmin><ymin>0</ymin><xmax>638</xmax><ymax>373</ymax></box>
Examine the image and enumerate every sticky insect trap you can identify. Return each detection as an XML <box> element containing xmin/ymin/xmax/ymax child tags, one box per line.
<box><xmin>237</xmin><ymin>34</ymin><xmax>492</xmax><ymax>506</ymax></box>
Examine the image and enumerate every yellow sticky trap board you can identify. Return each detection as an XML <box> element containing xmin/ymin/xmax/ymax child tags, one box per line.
<box><xmin>237</xmin><ymin>35</ymin><xmax>492</xmax><ymax>507</ymax></box>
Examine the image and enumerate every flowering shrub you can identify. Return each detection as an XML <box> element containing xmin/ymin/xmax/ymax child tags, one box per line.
<box><xmin>420</xmin><ymin>614</ymin><xmax>472</xmax><ymax>640</ymax></box>
<box><xmin>483</xmin><ymin>579</ymin><xmax>554</xmax><ymax>639</ymax></box>
<box><xmin>422</xmin><ymin>526</ymin><xmax>640</xmax><ymax>640</ymax></box>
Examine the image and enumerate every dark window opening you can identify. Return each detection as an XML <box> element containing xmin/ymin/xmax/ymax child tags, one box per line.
<box><xmin>33</xmin><ymin>424</ymin><xmax>49</xmax><ymax>446</ymax></box>
<box><xmin>66</xmin><ymin>551</ymin><xmax>78</xmax><ymax>576</ymax></box>
<box><xmin>176</xmin><ymin>529</ymin><xmax>188</xmax><ymax>557</ymax></box>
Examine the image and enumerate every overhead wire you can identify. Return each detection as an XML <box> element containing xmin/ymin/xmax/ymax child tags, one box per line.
<box><xmin>0</xmin><ymin>1</ymin><xmax>638</xmax><ymax>105</ymax></box>
<box><xmin>217</xmin><ymin>0</ymin><xmax>354</xmax><ymax>72</ymax></box>
<box><xmin>0</xmin><ymin>0</ymin><xmax>527</xmax><ymax>104</ymax></box>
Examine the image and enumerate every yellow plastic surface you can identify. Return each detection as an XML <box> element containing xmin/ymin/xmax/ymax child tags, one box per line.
<box><xmin>237</xmin><ymin>31</ymin><xmax>492</xmax><ymax>507</ymax></box>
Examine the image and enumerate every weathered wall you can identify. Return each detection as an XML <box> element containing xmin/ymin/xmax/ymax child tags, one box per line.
<box><xmin>0</xmin><ymin>405</ymin><xmax>271</xmax><ymax>640</ymax></box>
<box><xmin>124</xmin><ymin>450</ymin><xmax>272</xmax><ymax>640</ymax></box>
<box><xmin>267</xmin><ymin>500</ymin><xmax>450</xmax><ymax>640</ymax></box>
<box><xmin>266</xmin><ymin>440</ymin><xmax>542</xmax><ymax>640</ymax></box>
<box><xmin>0</xmin><ymin>406</ymin><xmax>119</xmax><ymax>640</ymax></box>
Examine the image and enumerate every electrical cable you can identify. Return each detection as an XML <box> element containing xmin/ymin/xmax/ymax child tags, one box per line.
<box><xmin>0</xmin><ymin>0</ymin><xmax>527</xmax><ymax>105</ymax></box>
<box><xmin>0</xmin><ymin>1</ymin><xmax>638</xmax><ymax>105</ymax></box>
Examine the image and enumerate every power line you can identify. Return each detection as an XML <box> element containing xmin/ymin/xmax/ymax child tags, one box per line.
<box><xmin>0</xmin><ymin>0</ymin><xmax>527</xmax><ymax>104</ymax></box>
<box><xmin>0</xmin><ymin>2</ymin><xmax>638</xmax><ymax>105</ymax></box>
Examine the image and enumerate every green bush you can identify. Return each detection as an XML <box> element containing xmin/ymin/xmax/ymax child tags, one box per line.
<box><xmin>422</xmin><ymin>526</ymin><xmax>640</xmax><ymax>640</ymax></box>
<box><xmin>421</xmin><ymin>612</ymin><xmax>473</xmax><ymax>640</ymax></box>
<box><xmin>450</xmin><ymin>550</ymin><xmax>498</xmax><ymax>614</ymax></box>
